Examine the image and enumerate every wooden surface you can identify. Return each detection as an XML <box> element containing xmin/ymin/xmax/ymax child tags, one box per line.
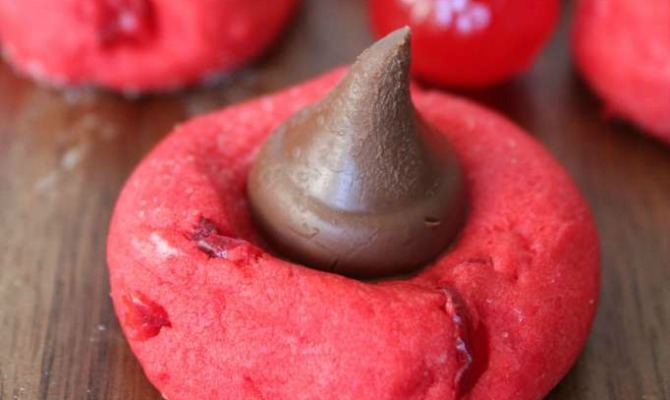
<box><xmin>1</xmin><ymin>0</ymin><xmax>668</xmax><ymax>399</ymax></box>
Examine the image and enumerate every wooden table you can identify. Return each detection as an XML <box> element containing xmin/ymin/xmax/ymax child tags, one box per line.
<box><xmin>1</xmin><ymin>1</ymin><xmax>668</xmax><ymax>399</ymax></box>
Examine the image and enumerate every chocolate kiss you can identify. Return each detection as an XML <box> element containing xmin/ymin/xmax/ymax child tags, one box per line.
<box><xmin>248</xmin><ymin>27</ymin><xmax>465</xmax><ymax>278</ymax></box>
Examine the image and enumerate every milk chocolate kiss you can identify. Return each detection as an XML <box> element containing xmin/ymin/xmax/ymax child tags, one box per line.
<box><xmin>248</xmin><ymin>27</ymin><xmax>465</xmax><ymax>278</ymax></box>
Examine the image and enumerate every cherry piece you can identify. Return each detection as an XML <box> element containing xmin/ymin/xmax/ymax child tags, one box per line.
<box><xmin>369</xmin><ymin>0</ymin><xmax>560</xmax><ymax>87</ymax></box>
<box><xmin>86</xmin><ymin>0</ymin><xmax>156</xmax><ymax>47</ymax></box>
<box><xmin>191</xmin><ymin>218</ymin><xmax>262</xmax><ymax>262</ymax></box>
<box><xmin>122</xmin><ymin>292</ymin><xmax>171</xmax><ymax>341</ymax></box>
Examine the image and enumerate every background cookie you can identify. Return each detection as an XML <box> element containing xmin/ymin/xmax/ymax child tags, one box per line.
<box><xmin>572</xmin><ymin>0</ymin><xmax>670</xmax><ymax>143</ymax></box>
<box><xmin>0</xmin><ymin>0</ymin><xmax>298</xmax><ymax>92</ymax></box>
<box><xmin>370</xmin><ymin>0</ymin><xmax>560</xmax><ymax>87</ymax></box>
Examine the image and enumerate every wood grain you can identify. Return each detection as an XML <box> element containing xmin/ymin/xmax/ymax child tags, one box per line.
<box><xmin>0</xmin><ymin>0</ymin><xmax>668</xmax><ymax>399</ymax></box>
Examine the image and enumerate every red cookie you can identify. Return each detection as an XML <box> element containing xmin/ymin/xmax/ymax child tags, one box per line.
<box><xmin>107</xmin><ymin>69</ymin><xmax>600</xmax><ymax>399</ymax></box>
<box><xmin>0</xmin><ymin>0</ymin><xmax>297</xmax><ymax>92</ymax></box>
<box><xmin>369</xmin><ymin>0</ymin><xmax>560</xmax><ymax>87</ymax></box>
<box><xmin>572</xmin><ymin>0</ymin><xmax>670</xmax><ymax>143</ymax></box>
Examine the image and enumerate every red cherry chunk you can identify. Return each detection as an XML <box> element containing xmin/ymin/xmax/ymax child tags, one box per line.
<box><xmin>123</xmin><ymin>292</ymin><xmax>171</xmax><ymax>341</ymax></box>
<box><xmin>84</xmin><ymin>0</ymin><xmax>156</xmax><ymax>47</ymax></box>
<box><xmin>191</xmin><ymin>218</ymin><xmax>263</xmax><ymax>263</ymax></box>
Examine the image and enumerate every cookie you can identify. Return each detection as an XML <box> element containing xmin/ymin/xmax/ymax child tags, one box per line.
<box><xmin>0</xmin><ymin>0</ymin><xmax>297</xmax><ymax>92</ymax></box>
<box><xmin>573</xmin><ymin>0</ymin><xmax>670</xmax><ymax>143</ymax></box>
<box><xmin>369</xmin><ymin>0</ymin><xmax>560</xmax><ymax>87</ymax></box>
<box><xmin>108</xmin><ymin>58</ymin><xmax>599</xmax><ymax>398</ymax></box>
